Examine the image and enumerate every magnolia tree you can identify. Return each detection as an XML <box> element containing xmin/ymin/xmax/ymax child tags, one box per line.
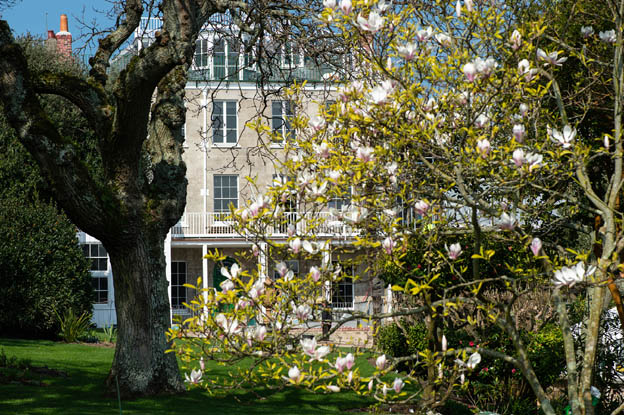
<box><xmin>170</xmin><ymin>0</ymin><xmax>624</xmax><ymax>413</ymax></box>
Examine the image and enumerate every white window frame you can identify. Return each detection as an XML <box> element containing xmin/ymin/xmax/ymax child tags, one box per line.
<box><xmin>280</xmin><ymin>43</ymin><xmax>304</xmax><ymax>69</ymax></box>
<box><xmin>271</xmin><ymin>100</ymin><xmax>295</xmax><ymax>146</ymax></box>
<box><xmin>171</xmin><ymin>261</ymin><xmax>188</xmax><ymax>311</ymax></box>
<box><xmin>213</xmin><ymin>174</ymin><xmax>239</xmax><ymax>220</ymax></box>
<box><xmin>212</xmin><ymin>100</ymin><xmax>238</xmax><ymax>147</ymax></box>
<box><xmin>331</xmin><ymin>262</ymin><xmax>354</xmax><ymax>310</ymax></box>
<box><xmin>82</xmin><ymin>243</ymin><xmax>109</xmax><ymax>304</ymax></box>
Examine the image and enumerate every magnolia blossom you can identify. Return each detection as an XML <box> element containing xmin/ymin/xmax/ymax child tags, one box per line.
<box><xmin>519</xmin><ymin>103</ymin><xmax>529</xmax><ymax>117</ymax></box>
<box><xmin>463</xmin><ymin>62</ymin><xmax>477</xmax><ymax>82</ymax></box>
<box><xmin>398</xmin><ymin>42</ymin><xmax>418</xmax><ymax>61</ymax></box>
<box><xmin>368</xmin><ymin>379</ymin><xmax>374</xmax><ymax>392</ymax></box>
<box><xmin>474</xmin><ymin>57</ymin><xmax>498</xmax><ymax>77</ymax></box>
<box><xmin>345</xmin><ymin>353</ymin><xmax>355</xmax><ymax>370</ymax></box>
<box><xmin>446</xmin><ymin>243</ymin><xmax>462</xmax><ymax>260</ymax></box>
<box><xmin>415</xmin><ymin>200</ymin><xmax>429</xmax><ymax>215</ymax></box>
<box><xmin>467</xmin><ymin>352</ymin><xmax>481</xmax><ymax>369</ymax></box>
<box><xmin>581</xmin><ymin>26</ymin><xmax>594</xmax><ymax>38</ymax></box>
<box><xmin>314</xmin><ymin>345</ymin><xmax>331</xmax><ymax>360</ymax></box>
<box><xmin>220</xmin><ymin>279</ymin><xmax>235</xmax><ymax>293</ymax></box>
<box><xmin>512</xmin><ymin>148</ymin><xmax>525</xmax><ymax>167</ymax></box>
<box><xmin>221</xmin><ymin>263</ymin><xmax>240</xmax><ymax>280</ymax></box>
<box><xmin>518</xmin><ymin>59</ymin><xmax>538</xmax><ymax>81</ymax></box>
<box><xmin>442</xmin><ymin>334</ymin><xmax>448</xmax><ymax>352</ymax></box>
<box><xmin>435</xmin><ymin>32</ymin><xmax>452</xmax><ymax>47</ymax></box>
<box><xmin>356</xmin><ymin>11</ymin><xmax>384</xmax><ymax>32</ymax></box>
<box><xmin>476</xmin><ymin>139</ymin><xmax>491</xmax><ymax>157</ymax></box>
<box><xmin>550</xmin><ymin>125</ymin><xmax>576</xmax><ymax>148</ymax></box>
<box><xmin>288</xmin><ymin>366</ymin><xmax>301</xmax><ymax>383</ymax></box>
<box><xmin>327</xmin><ymin>385</ymin><xmax>340</xmax><ymax>392</ymax></box>
<box><xmin>553</xmin><ymin>262</ymin><xmax>596</xmax><ymax>287</ymax></box>
<box><xmin>605</xmin><ymin>135</ymin><xmax>610</xmax><ymax>150</ymax></box>
<box><xmin>323</xmin><ymin>0</ymin><xmax>337</xmax><ymax>8</ymax></box>
<box><xmin>309</xmin><ymin>116</ymin><xmax>325</xmax><ymax>132</ymax></box>
<box><xmin>185</xmin><ymin>369</ymin><xmax>203</xmax><ymax>384</ymax></box>
<box><xmin>356</xmin><ymin>146</ymin><xmax>375</xmax><ymax>162</ymax></box>
<box><xmin>455</xmin><ymin>0</ymin><xmax>462</xmax><ymax>17</ymax></box>
<box><xmin>530</xmin><ymin>238</ymin><xmax>542</xmax><ymax>256</ymax></box>
<box><xmin>313</xmin><ymin>141</ymin><xmax>330</xmax><ymax>158</ymax></box>
<box><xmin>296</xmin><ymin>304</ymin><xmax>312</xmax><ymax>321</ymax></box>
<box><xmin>513</xmin><ymin>124</ymin><xmax>525</xmax><ymax>142</ymax></box>
<box><xmin>416</xmin><ymin>26</ymin><xmax>433</xmax><ymax>42</ymax></box>
<box><xmin>510</xmin><ymin>29</ymin><xmax>522</xmax><ymax>50</ymax></box>
<box><xmin>537</xmin><ymin>48</ymin><xmax>568</xmax><ymax>66</ymax></box>
<box><xmin>301</xmin><ymin>337</ymin><xmax>317</xmax><ymax>357</ymax></box>
<box><xmin>393</xmin><ymin>378</ymin><xmax>405</xmax><ymax>393</ymax></box>
<box><xmin>251</xmin><ymin>243</ymin><xmax>260</xmax><ymax>257</ymax></box>
<box><xmin>309</xmin><ymin>266</ymin><xmax>321</xmax><ymax>282</ymax></box>
<box><xmin>382</xmin><ymin>384</ymin><xmax>389</xmax><ymax>397</ymax></box>
<box><xmin>310</xmin><ymin>181</ymin><xmax>328</xmax><ymax>198</ymax></box>
<box><xmin>499</xmin><ymin>212</ymin><xmax>516</xmax><ymax>231</ymax></box>
<box><xmin>599</xmin><ymin>29</ymin><xmax>617</xmax><ymax>43</ymax></box>
<box><xmin>340</xmin><ymin>0</ymin><xmax>352</xmax><ymax>14</ymax></box>
<box><xmin>526</xmin><ymin>152</ymin><xmax>543</xmax><ymax>171</ymax></box>
<box><xmin>376</xmin><ymin>354</ymin><xmax>387</xmax><ymax>370</ymax></box>
<box><xmin>335</xmin><ymin>356</ymin><xmax>347</xmax><ymax>372</ymax></box>
<box><xmin>382</xmin><ymin>237</ymin><xmax>395</xmax><ymax>254</ymax></box>
<box><xmin>255</xmin><ymin>325</ymin><xmax>267</xmax><ymax>341</ymax></box>
<box><xmin>475</xmin><ymin>113</ymin><xmax>489</xmax><ymax>128</ymax></box>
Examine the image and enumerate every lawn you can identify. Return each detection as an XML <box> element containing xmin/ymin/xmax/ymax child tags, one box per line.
<box><xmin>0</xmin><ymin>338</ymin><xmax>378</xmax><ymax>415</ymax></box>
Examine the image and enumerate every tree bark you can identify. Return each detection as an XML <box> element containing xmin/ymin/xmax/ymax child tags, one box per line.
<box><xmin>106</xmin><ymin>227</ymin><xmax>183</xmax><ymax>396</ymax></box>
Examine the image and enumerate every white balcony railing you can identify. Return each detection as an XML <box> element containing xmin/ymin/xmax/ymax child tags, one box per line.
<box><xmin>171</xmin><ymin>212</ymin><xmax>358</xmax><ymax>238</ymax></box>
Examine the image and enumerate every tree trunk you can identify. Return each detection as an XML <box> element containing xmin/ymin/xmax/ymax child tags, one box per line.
<box><xmin>106</xmin><ymin>227</ymin><xmax>183</xmax><ymax>397</ymax></box>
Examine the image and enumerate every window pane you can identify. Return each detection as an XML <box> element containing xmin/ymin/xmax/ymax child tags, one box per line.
<box><xmin>90</xmin><ymin>244</ymin><xmax>98</xmax><ymax>257</ymax></box>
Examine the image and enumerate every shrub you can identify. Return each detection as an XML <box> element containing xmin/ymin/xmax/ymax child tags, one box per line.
<box><xmin>55</xmin><ymin>309</ymin><xmax>92</xmax><ymax>343</ymax></box>
<box><xmin>376</xmin><ymin>320</ymin><xmax>428</xmax><ymax>360</ymax></box>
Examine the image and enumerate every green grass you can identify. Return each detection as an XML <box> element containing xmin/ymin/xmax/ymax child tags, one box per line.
<box><xmin>0</xmin><ymin>338</ymin><xmax>377</xmax><ymax>415</ymax></box>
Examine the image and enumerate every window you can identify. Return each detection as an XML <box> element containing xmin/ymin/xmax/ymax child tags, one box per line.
<box><xmin>92</xmin><ymin>277</ymin><xmax>108</xmax><ymax>304</ymax></box>
<box><xmin>212</xmin><ymin>101</ymin><xmax>237</xmax><ymax>145</ymax></box>
<box><xmin>194</xmin><ymin>37</ymin><xmax>243</xmax><ymax>80</ymax></box>
<box><xmin>214</xmin><ymin>37</ymin><xmax>240</xmax><ymax>80</ymax></box>
<box><xmin>194</xmin><ymin>38</ymin><xmax>210</xmax><ymax>68</ymax></box>
<box><xmin>331</xmin><ymin>262</ymin><xmax>354</xmax><ymax>309</ymax></box>
<box><xmin>271</xmin><ymin>101</ymin><xmax>295</xmax><ymax>144</ymax></box>
<box><xmin>281</xmin><ymin>43</ymin><xmax>303</xmax><ymax>68</ymax></box>
<box><xmin>82</xmin><ymin>243</ymin><xmax>108</xmax><ymax>304</ymax></box>
<box><xmin>328</xmin><ymin>186</ymin><xmax>352</xmax><ymax>211</ymax></box>
<box><xmin>171</xmin><ymin>261</ymin><xmax>187</xmax><ymax>310</ymax></box>
<box><xmin>213</xmin><ymin>175</ymin><xmax>238</xmax><ymax>213</ymax></box>
<box><xmin>82</xmin><ymin>243</ymin><xmax>108</xmax><ymax>271</ymax></box>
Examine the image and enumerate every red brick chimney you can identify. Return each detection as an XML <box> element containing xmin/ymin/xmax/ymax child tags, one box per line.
<box><xmin>55</xmin><ymin>14</ymin><xmax>72</xmax><ymax>59</ymax></box>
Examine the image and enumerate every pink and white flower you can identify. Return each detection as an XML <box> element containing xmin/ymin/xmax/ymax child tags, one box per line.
<box><xmin>398</xmin><ymin>43</ymin><xmax>418</xmax><ymax>61</ymax></box>
<box><xmin>499</xmin><ymin>212</ymin><xmax>516</xmax><ymax>231</ymax></box>
<box><xmin>512</xmin><ymin>148</ymin><xmax>525</xmax><ymax>167</ymax></box>
<box><xmin>185</xmin><ymin>369</ymin><xmax>203</xmax><ymax>384</ymax></box>
<box><xmin>340</xmin><ymin>0</ymin><xmax>352</xmax><ymax>14</ymax></box>
<box><xmin>537</xmin><ymin>48</ymin><xmax>568</xmax><ymax>66</ymax></box>
<box><xmin>356</xmin><ymin>146</ymin><xmax>375</xmax><ymax>162</ymax></box>
<box><xmin>446</xmin><ymin>243</ymin><xmax>462</xmax><ymax>260</ymax></box>
<box><xmin>356</xmin><ymin>11</ymin><xmax>384</xmax><ymax>32</ymax></box>
<box><xmin>288</xmin><ymin>365</ymin><xmax>302</xmax><ymax>383</ymax></box>
<box><xmin>309</xmin><ymin>266</ymin><xmax>321</xmax><ymax>282</ymax></box>
<box><xmin>382</xmin><ymin>237</ymin><xmax>395</xmax><ymax>254</ymax></box>
<box><xmin>599</xmin><ymin>29</ymin><xmax>616</xmax><ymax>43</ymax></box>
<box><xmin>530</xmin><ymin>238</ymin><xmax>542</xmax><ymax>256</ymax></box>
<box><xmin>580</xmin><ymin>26</ymin><xmax>594</xmax><ymax>38</ymax></box>
<box><xmin>513</xmin><ymin>124</ymin><xmax>525</xmax><ymax>142</ymax></box>
<box><xmin>476</xmin><ymin>139</ymin><xmax>491</xmax><ymax>157</ymax></box>
<box><xmin>553</xmin><ymin>262</ymin><xmax>596</xmax><ymax>287</ymax></box>
<box><xmin>550</xmin><ymin>125</ymin><xmax>576</xmax><ymax>148</ymax></box>
<box><xmin>415</xmin><ymin>200</ymin><xmax>430</xmax><ymax>215</ymax></box>
<box><xmin>510</xmin><ymin>29</ymin><xmax>522</xmax><ymax>50</ymax></box>
<box><xmin>393</xmin><ymin>377</ymin><xmax>404</xmax><ymax>393</ymax></box>
<box><xmin>463</xmin><ymin>62</ymin><xmax>477</xmax><ymax>82</ymax></box>
<box><xmin>416</xmin><ymin>26</ymin><xmax>433</xmax><ymax>42</ymax></box>
<box><xmin>376</xmin><ymin>354</ymin><xmax>387</xmax><ymax>370</ymax></box>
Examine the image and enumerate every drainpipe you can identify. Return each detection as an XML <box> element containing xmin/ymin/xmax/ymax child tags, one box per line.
<box><xmin>203</xmin><ymin>90</ymin><xmax>208</xmax><ymax>216</ymax></box>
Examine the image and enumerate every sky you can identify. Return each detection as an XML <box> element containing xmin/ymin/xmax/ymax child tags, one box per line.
<box><xmin>2</xmin><ymin>0</ymin><xmax>113</xmax><ymax>57</ymax></box>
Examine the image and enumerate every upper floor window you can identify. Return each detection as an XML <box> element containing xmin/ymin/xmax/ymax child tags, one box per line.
<box><xmin>328</xmin><ymin>186</ymin><xmax>352</xmax><ymax>211</ymax></box>
<box><xmin>281</xmin><ymin>43</ymin><xmax>303</xmax><ymax>68</ymax></box>
<box><xmin>331</xmin><ymin>262</ymin><xmax>354</xmax><ymax>309</ymax></box>
<box><xmin>194</xmin><ymin>37</ymin><xmax>244</xmax><ymax>80</ymax></box>
<box><xmin>214</xmin><ymin>175</ymin><xmax>238</xmax><ymax>213</ymax></box>
<box><xmin>212</xmin><ymin>101</ymin><xmax>237</xmax><ymax>146</ymax></box>
<box><xmin>82</xmin><ymin>243</ymin><xmax>108</xmax><ymax>272</ymax></box>
<box><xmin>271</xmin><ymin>101</ymin><xmax>295</xmax><ymax>145</ymax></box>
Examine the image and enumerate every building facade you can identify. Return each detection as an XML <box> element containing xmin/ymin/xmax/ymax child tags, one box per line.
<box><xmin>78</xmin><ymin>15</ymin><xmax>381</xmax><ymax>330</ymax></box>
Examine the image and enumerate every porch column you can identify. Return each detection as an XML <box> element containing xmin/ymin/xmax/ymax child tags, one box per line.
<box><xmin>164</xmin><ymin>230</ymin><xmax>172</xmax><ymax>324</ymax></box>
<box><xmin>202</xmin><ymin>244</ymin><xmax>209</xmax><ymax>317</ymax></box>
<box><xmin>258</xmin><ymin>242</ymin><xmax>268</xmax><ymax>281</ymax></box>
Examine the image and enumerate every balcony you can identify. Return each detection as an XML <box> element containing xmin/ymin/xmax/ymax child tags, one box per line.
<box><xmin>171</xmin><ymin>212</ymin><xmax>357</xmax><ymax>239</ymax></box>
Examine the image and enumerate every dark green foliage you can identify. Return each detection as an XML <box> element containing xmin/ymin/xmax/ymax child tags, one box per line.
<box><xmin>0</xmin><ymin>193</ymin><xmax>92</xmax><ymax>338</ymax></box>
<box><xmin>0</xmin><ymin>105</ymin><xmax>92</xmax><ymax>339</ymax></box>
<box><xmin>55</xmin><ymin>309</ymin><xmax>92</xmax><ymax>343</ymax></box>
<box><xmin>376</xmin><ymin>320</ymin><xmax>428</xmax><ymax>359</ymax></box>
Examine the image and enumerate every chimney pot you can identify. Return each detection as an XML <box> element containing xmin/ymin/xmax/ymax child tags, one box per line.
<box><xmin>60</xmin><ymin>14</ymin><xmax>68</xmax><ymax>32</ymax></box>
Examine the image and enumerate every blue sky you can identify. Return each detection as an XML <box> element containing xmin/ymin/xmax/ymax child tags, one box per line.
<box><xmin>2</xmin><ymin>0</ymin><xmax>112</xmax><ymax>57</ymax></box>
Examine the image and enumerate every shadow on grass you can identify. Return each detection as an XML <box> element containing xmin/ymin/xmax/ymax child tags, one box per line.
<box><xmin>0</xmin><ymin>338</ymin><xmax>374</xmax><ymax>415</ymax></box>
